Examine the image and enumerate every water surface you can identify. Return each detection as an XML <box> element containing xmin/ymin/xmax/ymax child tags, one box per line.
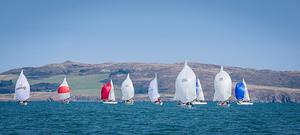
<box><xmin>0</xmin><ymin>102</ymin><xmax>299</xmax><ymax>135</ymax></box>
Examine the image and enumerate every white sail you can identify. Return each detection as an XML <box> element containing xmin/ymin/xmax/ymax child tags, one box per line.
<box><xmin>58</xmin><ymin>77</ymin><xmax>71</xmax><ymax>100</ymax></box>
<box><xmin>108</xmin><ymin>80</ymin><xmax>116</xmax><ymax>101</ymax></box>
<box><xmin>15</xmin><ymin>70</ymin><xmax>30</xmax><ymax>102</ymax></box>
<box><xmin>121</xmin><ymin>74</ymin><xmax>135</xmax><ymax>100</ymax></box>
<box><xmin>213</xmin><ymin>66</ymin><xmax>232</xmax><ymax>101</ymax></box>
<box><xmin>196</xmin><ymin>78</ymin><xmax>205</xmax><ymax>101</ymax></box>
<box><xmin>148</xmin><ymin>74</ymin><xmax>160</xmax><ymax>102</ymax></box>
<box><xmin>174</xmin><ymin>61</ymin><xmax>197</xmax><ymax>103</ymax></box>
<box><xmin>243</xmin><ymin>79</ymin><xmax>250</xmax><ymax>101</ymax></box>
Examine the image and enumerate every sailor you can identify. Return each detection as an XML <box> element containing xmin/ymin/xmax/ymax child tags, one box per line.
<box><xmin>155</xmin><ymin>98</ymin><xmax>161</xmax><ymax>104</ymax></box>
<box><xmin>186</xmin><ymin>102</ymin><xmax>192</xmax><ymax>106</ymax></box>
<box><xmin>23</xmin><ymin>100</ymin><xmax>28</xmax><ymax>105</ymax></box>
<box><xmin>18</xmin><ymin>101</ymin><xmax>23</xmax><ymax>105</ymax></box>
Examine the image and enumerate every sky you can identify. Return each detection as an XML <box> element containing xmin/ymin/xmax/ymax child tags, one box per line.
<box><xmin>0</xmin><ymin>0</ymin><xmax>299</xmax><ymax>72</ymax></box>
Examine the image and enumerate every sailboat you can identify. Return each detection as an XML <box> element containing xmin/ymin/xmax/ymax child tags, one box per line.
<box><xmin>148</xmin><ymin>73</ymin><xmax>163</xmax><ymax>105</ymax></box>
<box><xmin>213</xmin><ymin>66</ymin><xmax>232</xmax><ymax>107</ymax></box>
<box><xmin>235</xmin><ymin>79</ymin><xmax>253</xmax><ymax>105</ymax></box>
<box><xmin>174</xmin><ymin>61</ymin><xmax>197</xmax><ymax>108</ymax></box>
<box><xmin>121</xmin><ymin>74</ymin><xmax>135</xmax><ymax>105</ymax></box>
<box><xmin>192</xmin><ymin>78</ymin><xmax>207</xmax><ymax>105</ymax></box>
<box><xmin>101</xmin><ymin>80</ymin><xmax>118</xmax><ymax>104</ymax></box>
<box><xmin>14</xmin><ymin>70</ymin><xmax>30</xmax><ymax>105</ymax></box>
<box><xmin>57</xmin><ymin>77</ymin><xmax>71</xmax><ymax>104</ymax></box>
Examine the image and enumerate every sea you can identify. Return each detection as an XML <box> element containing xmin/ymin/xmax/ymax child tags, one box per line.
<box><xmin>0</xmin><ymin>102</ymin><xmax>299</xmax><ymax>135</ymax></box>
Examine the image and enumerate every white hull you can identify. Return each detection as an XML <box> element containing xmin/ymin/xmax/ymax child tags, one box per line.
<box><xmin>61</xmin><ymin>100</ymin><xmax>70</xmax><ymax>104</ymax></box>
<box><xmin>218</xmin><ymin>104</ymin><xmax>230</xmax><ymax>107</ymax></box>
<box><xmin>58</xmin><ymin>93</ymin><xmax>71</xmax><ymax>101</ymax></box>
<box><xmin>237</xmin><ymin>102</ymin><xmax>253</xmax><ymax>105</ymax></box>
<box><xmin>19</xmin><ymin>101</ymin><xmax>28</xmax><ymax>106</ymax></box>
<box><xmin>125</xmin><ymin>102</ymin><xmax>134</xmax><ymax>105</ymax></box>
<box><xmin>103</xmin><ymin>101</ymin><xmax>118</xmax><ymax>104</ymax></box>
<box><xmin>178</xmin><ymin>102</ymin><xmax>193</xmax><ymax>108</ymax></box>
<box><xmin>217</xmin><ymin>102</ymin><xmax>230</xmax><ymax>107</ymax></box>
<box><xmin>154</xmin><ymin>102</ymin><xmax>163</xmax><ymax>106</ymax></box>
<box><xmin>192</xmin><ymin>101</ymin><xmax>207</xmax><ymax>105</ymax></box>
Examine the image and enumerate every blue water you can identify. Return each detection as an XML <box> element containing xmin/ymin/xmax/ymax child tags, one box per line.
<box><xmin>0</xmin><ymin>102</ymin><xmax>299</xmax><ymax>135</ymax></box>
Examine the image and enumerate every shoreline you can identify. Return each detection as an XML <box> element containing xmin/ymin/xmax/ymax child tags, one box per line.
<box><xmin>1</xmin><ymin>92</ymin><xmax>299</xmax><ymax>103</ymax></box>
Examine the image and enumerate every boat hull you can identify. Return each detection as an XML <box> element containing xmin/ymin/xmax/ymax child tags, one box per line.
<box><xmin>60</xmin><ymin>99</ymin><xmax>70</xmax><ymax>104</ymax></box>
<box><xmin>19</xmin><ymin>101</ymin><xmax>28</xmax><ymax>106</ymax></box>
<box><xmin>103</xmin><ymin>101</ymin><xmax>118</xmax><ymax>104</ymax></box>
<box><xmin>237</xmin><ymin>102</ymin><xmax>253</xmax><ymax>105</ymax></box>
<box><xmin>154</xmin><ymin>102</ymin><xmax>163</xmax><ymax>106</ymax></box>
<box><xmin>218</xmin><ymin>104</ymin><xmax>230</xmax><ymax>107</ymax></box>
<box><xmin>178</xmin><ymin>102</ymin><xmax>193</xmax><ymax>108</ymax></box>
<box><xmin>192</xmin><ymin>101</ymin><xmax>207</xmax><ymax>105</ymax></box>
<box><xmin>217</xmin><ymin>102</ymin><xmax>230</xmax><ymax>107</ymax></box>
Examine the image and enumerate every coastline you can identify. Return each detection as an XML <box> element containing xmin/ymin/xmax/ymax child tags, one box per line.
<box><xmin>1</xmin><ymin>92</ymin><xmax>299</xmax><ymax>103</ymax></box>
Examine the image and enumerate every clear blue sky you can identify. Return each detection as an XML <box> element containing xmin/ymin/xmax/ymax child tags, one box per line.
<box><xmin>0</xmin><ymin>0</ymin><xmax>299</xmax><ymax>72</ymax></box>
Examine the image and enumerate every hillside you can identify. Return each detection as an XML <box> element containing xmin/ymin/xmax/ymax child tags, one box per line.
<box><xmin>1</xmin><ymin>61</ymin><xmax>300</xmax><ymax>102</ymax></box>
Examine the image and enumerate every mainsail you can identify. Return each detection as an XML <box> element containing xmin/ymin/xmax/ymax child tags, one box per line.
<box><xmin>121</xmin><ymin>74</ymin><xmax>134</xmax><ymax>100</ymax></box>
<box><xmin>148</xmin><ymin>74</ymin><xmax>160</xmax><ymax>102</ymax></box>
<box><xmin>174</xmin><ymin>61</ymin><xmax>197</xmax><ymax>103</ymax></box>
<box><xmin>243</xmin><ymin>79</ymin><xmax>250</xmax><ymax>101</ymax></box>
<box><xmin>15</xmin><ymin>70</ymin><xmax>30</xmax><ymax>102</ymax></box>
<box><xmin>196</xmin><ymin>78</ymin><xmax>205</xmax><ymax>101</ymax></box>
<box><xmin>108</xmin><ymin>80</ymin><xmax>116</xmax><ymax>101</ymax></box>
<box><xmin>213</xmin><ymin>66</ymin><xmax>232</xmax><ymax>101</ymax></box>
<box><xmin>57</xmin><ymin>77</ymin><xmax>71</xmax><ymax>100</ymax></box>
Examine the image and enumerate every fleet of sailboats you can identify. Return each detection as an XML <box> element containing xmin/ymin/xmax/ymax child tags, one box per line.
<box><xmin>14</xmin><ymin>70</ymin><xmax>30</xmax><ymax>105</ymax></box>
<box><xmin>12</xmin><ymin>63</ymin><xmax>255</xmax><ymax>107</ymax></box>
<box><xmin>148</xmin><ymin>73</ymin><xmax>163</xmax><ymax>105</ymax></box>
<box><xmin>121</xmin><ymin>74</ymin><xmax>135</xmax><ymax>105</ymax></box>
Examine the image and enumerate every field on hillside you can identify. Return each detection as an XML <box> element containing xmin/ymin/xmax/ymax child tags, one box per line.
<box><xmin>30</xmin><ymin>74</ymin><xmax>113</xmax><ymax>95</ymax></box>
